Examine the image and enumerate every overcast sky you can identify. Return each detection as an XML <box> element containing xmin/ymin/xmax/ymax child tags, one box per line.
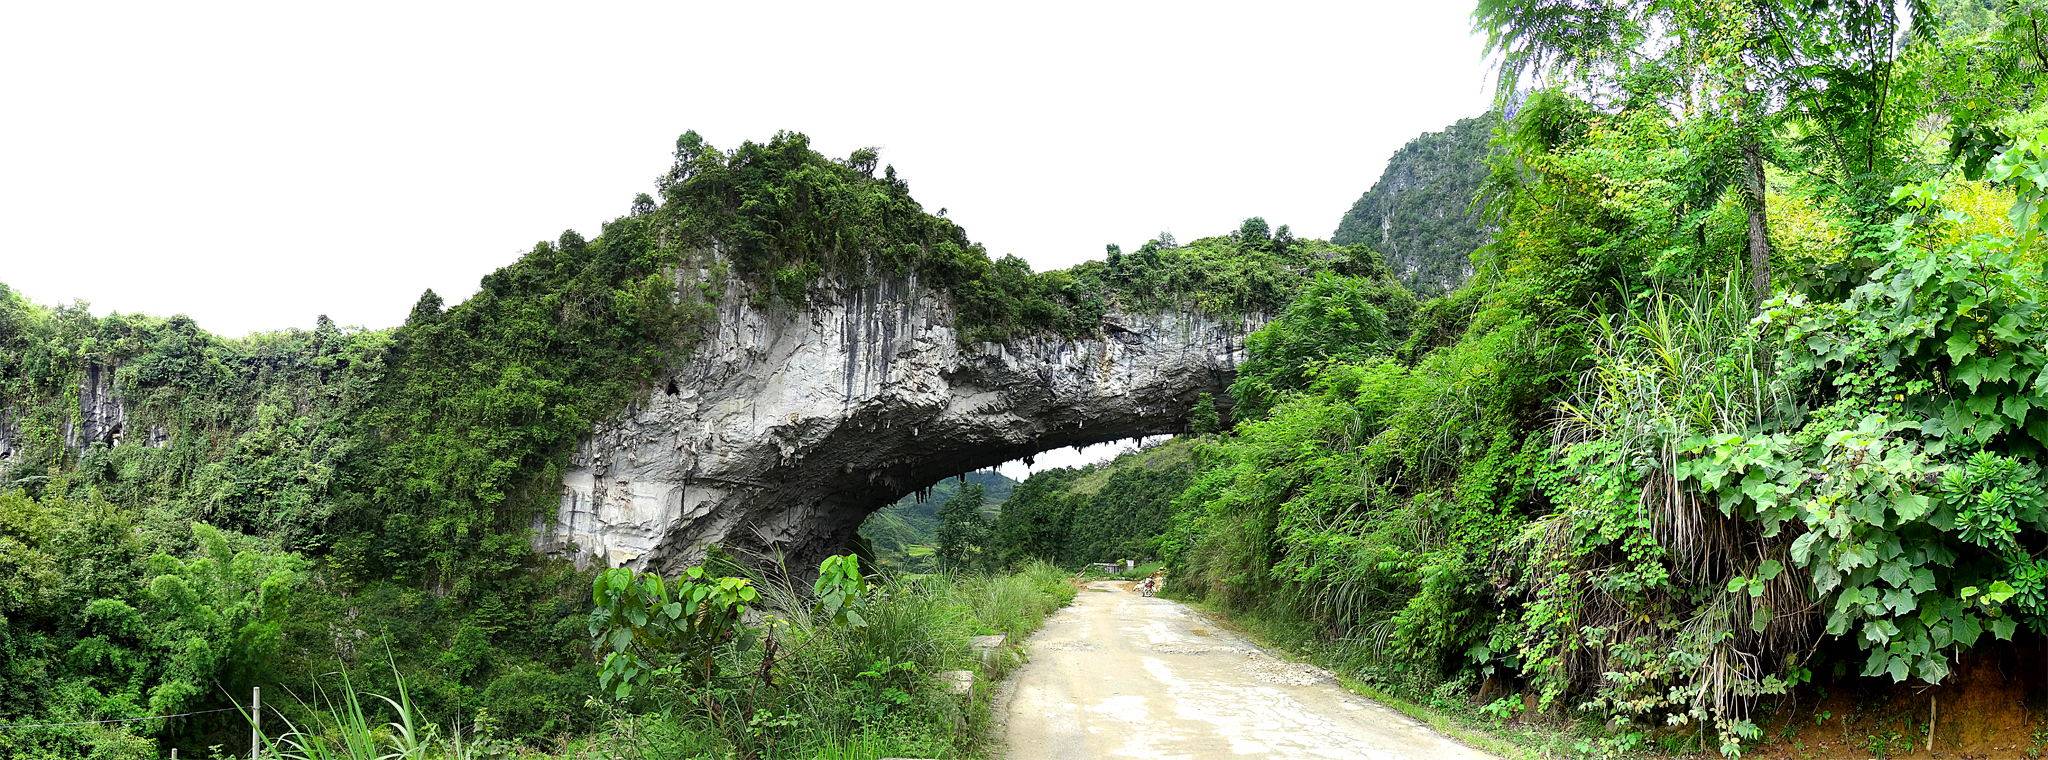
<box><xmin>2</xmin><ymin>1</ymin><xmax>1493</xmax><ymax>472</ymax></box>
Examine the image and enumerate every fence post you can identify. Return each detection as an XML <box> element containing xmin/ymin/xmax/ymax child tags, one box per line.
<box><xmin>250</xmin><ymin>686</ymin><xmax>261</xmax><ymax>760</ymax></box>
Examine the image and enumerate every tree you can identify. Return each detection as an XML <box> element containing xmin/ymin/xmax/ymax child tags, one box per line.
<box><xmin>406</xmin><ymin>289</ymin><xmax>444</xmax><ymax>323</ymax></box>
<box><xmin>1475</xmin><ymin>0</ymin><xmax>1928</xmax><ymax>301</ymax></box>
<box><xmin>846</xmin><ymin>147</ymin><xmax>879</xmax><ymax>176</ymax></box>
<box><xmin>1925</xmin><ymin>0</ymin><xmax>2048</xmax><ymax>178</ymax></box>
<box><xmin>990</xmin><ymin>470</ymin><xmax>1083</xmax><ymax>565</ymax></box>
<box><xmin>1188</xmin><ymin>392</ymin><xmax>1221</xmax><ymax>435</ymax></box>
<box><xmin>934</xmin><ymin>483</ymin><xmax>990</xmax><ymax>571</ymax></box>
<box><xmin>1236</xmin><ymin>217</ymin><xmax>1272</xmax><ymax>247</ymax></box>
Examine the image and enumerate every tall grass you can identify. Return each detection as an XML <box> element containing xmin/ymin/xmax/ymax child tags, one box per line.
<box><xmin>1535</xmin><ymin>279</ymin><xmax>1812</xmax><ymax>748</ymax></box>
<box><xmin>1556</xmin><ymin>279</ymin><xmax>1791</xmax><ymax>585</ymax></box>
<box><xmin>955</xmin><ymin>561</ymin><xmax>1075</xmax><ymax>641</ymax></box>
<box><xmin>242</xmin><ymin>562</ymin><xmax>1073</xmax><ymax>759</ymax></box>
<box><xmin>550</xmin><ymin>561</ymin><xmax>1075</xmax><ymax>759</ymax></box>
<box><xmin>246</xmin><ymin>664</ymin><xmax>501</xmax><ymax>760</ymax></box>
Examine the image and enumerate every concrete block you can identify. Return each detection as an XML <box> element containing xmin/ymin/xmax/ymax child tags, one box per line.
<box><xmin>938</xmin><ymin>669</ymin><xmax>974</xmax><ymax>695</ymax></box>
<box><xmin>970</xmin><ymin>634</ymin><xmax>1007</xmax><ymax>665</ymax></box>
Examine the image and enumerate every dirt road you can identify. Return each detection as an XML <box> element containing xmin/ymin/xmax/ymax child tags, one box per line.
<box><xmin>998</xmin><ymin>581</ymin><xmax>1496</xmax><ymax>759</ymax></box>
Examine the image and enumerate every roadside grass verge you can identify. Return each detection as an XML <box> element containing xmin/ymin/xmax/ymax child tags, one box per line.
<box><xmin>607</xmin><ymin>560</ymin><xmax>1076</xmax><ymax>759</ymax></box>
<box><xmin>252</xmin><ymin>561</ymin><xmax>1076</xmax><ymax>760</ymax></box>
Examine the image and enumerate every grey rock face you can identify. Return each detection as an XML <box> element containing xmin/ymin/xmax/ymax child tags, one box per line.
<box><xmin>0</xmin><ymin>411</ymin><xmax>15</xmax><ymax>465</ymax></box>
<box><xmin>536</xmin><ymin>269</ymin><xmax>1260</xmax><ymax>572</ymax></box>
<box><xmin>63</xmin><ymin>363</ymin><xmax>127</xmax><ymax>448</ymax></box>
<box><xmin>3</xmin><ymin>361</ymin><xmax>170</xmax><ymax>481</ymax></box>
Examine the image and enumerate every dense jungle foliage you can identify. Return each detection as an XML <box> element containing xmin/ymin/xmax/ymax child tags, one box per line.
<box><xmin>1332</xmin><ymin>112</ymin><xmax>1500</xmax><ymax>296</ymax></box>
<box><xmin>992</xmin><ymin>1</ymin><xmax>2048</xmax><ymax>756</ymax></box>
<box><xmin>983</xmin><ymin>438</ymin><xmax>1204</xmax><ymax>569</ymax></box>
<box><xmin>8</xmin><ymin>0</ymin><xmax>2048</xmax><ymax>757</ymax></box>
<box><xmin>0</xmin><ymin>127</ymin><xmax>1365</xmax><ymax>758</ymax></box>
<box><xmin>857</xmin><ymin>470</ymin><xmax>1014</xmax><ymax>571</ymax></box>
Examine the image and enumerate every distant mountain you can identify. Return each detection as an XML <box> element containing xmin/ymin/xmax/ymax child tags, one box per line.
<box><xmin>1333</xmin><ymin>113</ymin><xmax>1498</xmax><ymax>296</ymax></box>
<box><xmin>859</xmin><ymin>469</ymin><xmax>1017</xmax><ymax>568</ymax></box>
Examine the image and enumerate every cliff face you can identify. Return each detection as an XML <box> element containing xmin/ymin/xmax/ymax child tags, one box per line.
<box><xmin>0</xmin><ymin>361</ymin><xmax>167</xmax><ymax>477</ymax></box>
<box><xmin>1333</xmin><ymin>113</ymin><xmax>1498</xmax><ymax>296</ymax></box>
<box><xmin>67</xmin><ymin>362</ymin><xmax>127</xmax><ymax>448</ymax></box>
<box><xmin>535</xmin><ymin>269</ymin><xmax>1259</xmax><ymax>572</ymax></box>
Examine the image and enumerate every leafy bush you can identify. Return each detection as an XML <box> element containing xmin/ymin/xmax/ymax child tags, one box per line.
<box><xmin>574</xmin><ymin>555</ymin><xmax>1071</xmax><ymax>758</ymax></box>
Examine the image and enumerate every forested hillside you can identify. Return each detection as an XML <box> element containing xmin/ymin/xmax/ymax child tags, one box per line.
<box><xmin>983</xmin><ymin>2</ymin><xmax>2048</xmax><ymax>756</ymax></box>
<box><xmin>0</xmin><ymin>128</ymin><xmax>1374</xmax><ymax>758</ymax></box>
<box><xmin>8</xmin><ymin>0</ymin><xmax>2048</xmax><ymax>757</ymax></box>
<box><xmin>986</xmin><ymin>437</ymin><xmax>1203</xmax><ymax>567</ymax></box>
<box><xmin>858</xmin><ymin>469</ymin><xmax>1015</xmax><ymax>569</ymax></box>
<box><xmin>1332</xmin><ymin>112</ymin><xmax>1497</xmax><ymax>295</ymax></box>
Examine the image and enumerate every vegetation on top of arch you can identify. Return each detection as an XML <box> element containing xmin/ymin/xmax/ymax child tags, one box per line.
<box><xmin>647</xmin><ymin>129</ymin><xmax>1397</xmax><ymax>343</ymax></box>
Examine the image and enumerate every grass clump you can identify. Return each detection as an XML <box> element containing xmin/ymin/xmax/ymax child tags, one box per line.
<box><xmin>248</xmin><ymin>558</ymin><xmax>1073</xmax><ymax>760</ymax></box>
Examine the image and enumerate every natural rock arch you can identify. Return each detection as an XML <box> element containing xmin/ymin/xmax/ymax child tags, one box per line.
<box><xmin>534</xmin><ymin>270</ymin><xmax>1260</xmax><ymax>572</ymax></box>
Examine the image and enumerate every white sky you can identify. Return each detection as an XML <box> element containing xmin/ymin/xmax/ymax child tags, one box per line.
<box><xmin>994</xmin><ymin>435</ymin><xmax>1172</xmax><ymax>481</ymax></box>
<box><xmin>1</xmin><ymin>1</ymin><xmax>1492</xmax><ymax>472</ymax></box>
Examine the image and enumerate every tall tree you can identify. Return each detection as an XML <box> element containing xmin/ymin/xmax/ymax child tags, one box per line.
<box><xmin>935</xmin><ymin>483</ymin><xmax>989</xmax><ymax>572</ymax></box>
<box><xmin>1925</xmin><ymin>0</ymin><xmax>2048</xmax><ymax>178</ymax></box>
<box><xmin>1475</xmin><ymin>0</ymin><xmax>1928</xmax><ymax>301</ymax></box>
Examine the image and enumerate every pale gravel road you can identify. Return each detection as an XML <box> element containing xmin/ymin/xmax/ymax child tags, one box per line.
<box><xmin>997</xmin><ymin>581</ymin><xmax>1497</xmax><ymax>760</ymax></box>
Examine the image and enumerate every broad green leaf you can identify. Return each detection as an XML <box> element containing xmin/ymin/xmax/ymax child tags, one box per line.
<box><xmin>1957</xmin><ymin>358</ymin><xmax>1987</xmax><ymax>391</ymax></box>
<box><xmin>1917</xmin><ymin>656</ymin><xmax>1951</xmax><ymax>684</ymax></box>
<box><xmin>1953</xmin><ymin>614</ymin><xmax>1983</xmax><ymax>647</ymax></box>
<box><xmin>1909</xmin><ymin>568</ymin><xmax>1936</xmax><ymax>595</ymax></box>
<box><xmin>1884</xmin><ymin>588</ymin><xmax>1918</xmax><ymax>615</ymax></box>
<box><xmin>1993</xmin><ymin>617</ymin><xmax>2018</xmax><ymax>640</ymax></box>
<box><xmin>1791</xmin><ymin>532</ymin><xmax>1819</xmax><ymax>565</ymax></box>
<box><xmin>1879</xmin><ymin>561</ymin><xmax>1910</xmax><ymax>589</ymax></box>
<box><xmin>1946</xmin><ymin>330</ymin><xmax>1976</xmax><ymax>363</ymax></box>
<box><xmin>1891</xmin><ymin>493</ymin><xmax>1931</xmax><ymax>522</ymax></box>
<box><xmin>1985</xmin><ymin>580</ymin><xmax>2017</xmax><ymax>604</ymax></box>
<box><xmin>2004</xmin><ymin>394</ymin><xmax>2032</xmax><ymax>424</ymax></box>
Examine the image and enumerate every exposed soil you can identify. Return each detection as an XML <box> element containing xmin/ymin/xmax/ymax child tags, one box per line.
<box><xmin>1750</xmin><ymin>653</ymin><xmax>2048</xmax><ymax>760</ymax></box>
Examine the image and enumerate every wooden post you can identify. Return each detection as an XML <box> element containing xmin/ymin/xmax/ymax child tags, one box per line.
<box><xmin>251</xmin><ymin>686</ymin><xmax>261</xmax><ymax>760</ymax></box>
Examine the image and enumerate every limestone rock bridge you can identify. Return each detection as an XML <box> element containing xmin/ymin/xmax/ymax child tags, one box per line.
<box><xmin>533</xmin><ymin>271</ymin><xmax>1261</xmax><ymax>572</ymax></box>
